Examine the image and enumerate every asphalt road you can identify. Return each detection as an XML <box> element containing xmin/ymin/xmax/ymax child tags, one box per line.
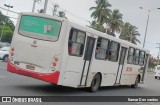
<box><xmin>0</xmin><ymin>61</ymin><xmax>160</xmax><ymax>105</ymax></box>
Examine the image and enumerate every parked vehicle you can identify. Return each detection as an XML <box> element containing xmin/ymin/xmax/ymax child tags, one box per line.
<box><xmin>155</xmin><ymin>65</ymin><xmax>160</xmax><ymax>79</ymax></box>
<box><xmin>0</xmin><ymin>47</ymin><xmax>10</xmax><ymax>62</ymax></box>
<box><xmin>0</xmin><ymin>42</ymin><xmax>10</xmax><ymax>49</ymax></box>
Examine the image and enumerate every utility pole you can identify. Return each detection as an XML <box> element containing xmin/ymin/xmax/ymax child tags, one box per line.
<box><xmin>32</xmin><ymin>0</ymin><xmax>36</xmax><ymax>12</ymax></box>
<box><xmin>0</xmin><ymin>4</ymin><xmax>13</xmax><ymax>42</ymax></box>
<box><xmin>32</xmin><ymin>0</ymin><xmax>41</xmax><ymax>12</ymax></box>
<box><xmin>43</xmin><ymin>0</ymin><xmax>48</xmax><ymax>13</ymax></box>
<box><xmin>156</xmin><ymin>43</ymin><xmax>160</xmax><ymax>64</ymax></box>
<box><xmin>143</xmin><ymin>10</ymin><xmax>150</xmax><ymax>48</ymax></box>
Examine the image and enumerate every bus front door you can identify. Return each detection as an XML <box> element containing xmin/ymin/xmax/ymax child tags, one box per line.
<box><xmin>80</xmin><ymin>37</ymin><xmax>95</xmax><ymax>86</ymax></box>
<box><xmin>115</xmin><ymin>47</ymin><xmax>127</xmax><ymax>84</ymax></box>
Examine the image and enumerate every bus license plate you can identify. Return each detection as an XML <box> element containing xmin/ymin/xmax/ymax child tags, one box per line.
<box><xmin>26</xmin><ymin>65</ymin><xmax>35</xmax><ymax>70</ymax></box>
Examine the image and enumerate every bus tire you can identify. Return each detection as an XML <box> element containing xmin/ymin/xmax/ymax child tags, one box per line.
<box><xmin>3</xmin><ymin>55</ymin><xmax>8</xmax><ymax>62</ymax></box>
<box><xmin>131</xmin><ymin>76</ymin><xmax>139</xmax><ymax>88</ymax></box>
<box><xmin>155</xmin><ymin>76</ymin><xmax>157</xmax><ymax>79</ymax></box>
<box><xmin>89</xmin><ymin>73</ymin><xmax>101</xmax><ymax>92</ymax></box>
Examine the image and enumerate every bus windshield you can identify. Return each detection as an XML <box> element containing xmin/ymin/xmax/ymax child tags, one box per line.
<box><xmin>19</xmin><ymin>15</ymin><xmax>61</xmax><ymax>41</ymax></box>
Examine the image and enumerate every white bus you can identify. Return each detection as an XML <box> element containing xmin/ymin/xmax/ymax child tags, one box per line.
<box><xmin>7</xmin><ymin>12</ymin><xmax>150</xmax><ymax>92</ymax></box>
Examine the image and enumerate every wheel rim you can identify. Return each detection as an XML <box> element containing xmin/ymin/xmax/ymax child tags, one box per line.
<box><xmin>93</xmin><ymin>78</ymin><xmax>98</xmax><ymax>87</ymax></box>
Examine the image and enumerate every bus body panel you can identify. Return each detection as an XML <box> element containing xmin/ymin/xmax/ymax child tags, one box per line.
<box><xmin>7</xmin><ymin>12</ymin><xmax>150</xmax><ymax>89</ymax></box>
<box><xmin>7</xmin><ymin>13</ymin><xmax>66</xmax><ymax>85</ymax></box>
<box><xmin>60</xmin><ymin>25</ymin><xmax>88</xmax><ymax>87</ymax></box>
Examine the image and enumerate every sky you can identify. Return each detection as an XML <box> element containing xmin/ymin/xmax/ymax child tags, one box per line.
<box><xmin>0</xmin><ymin>0</ymin><xmax>160</xmax><ymax>57</ymax></box>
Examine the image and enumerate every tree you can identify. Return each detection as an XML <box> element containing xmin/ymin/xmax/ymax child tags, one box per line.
<box><xmin>89</xmin><ymin>0</ymin><xmax>111</xmax><ymax>25</ymax></box>
<box><xmin>0</xmin><ymin>11</ymin><xmax>15</xmax><ymax>43</ymax></box>
<box><xmin>119</xmin><ymin>22</ymin><xmax>141</xmax><ymax>44</ymax></box>
<box><xmin>1</xmin><ymin>29</ymin><xmax>13</xmax><ymax>43</ymax></box>
<box><xmin>89</xmin><ymin>20</ymin><xmax>106</xmax><ymax>32</ymax></box>
<box><xmin>148</xmin><ymin>59</ymin><xmax>157</xmax><ymax>71</ymax></box>
<box><xmin>107</xmin><ymin>9</ymin><xmax>123</xmax><ymax>37</ymax></box>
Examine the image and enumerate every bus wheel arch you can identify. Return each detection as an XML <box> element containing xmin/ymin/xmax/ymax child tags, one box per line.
<box><xmin>89</xmin><ymin>72</ymin><xmax>102</xmax><ymax>92</ymax></box>
<box><xmin>137</xmin><ymin>74</ymin><xmax>141</xmax><ymax>83</ymax></box>
<box><xmin>131</xmin><ymin>75</ymin><xmax>140</xmax><ymax>88</ymax></box>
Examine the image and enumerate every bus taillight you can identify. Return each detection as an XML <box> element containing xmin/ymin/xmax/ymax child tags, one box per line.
<box><xmin>52</xmin><ymin>62</ymin><xmax>56</xmax><ymax>66</ymax></box>
<box><xmin>54</xmin><ymin>57</ymin><xmax>59</xmax><ymax>62</ymax></box>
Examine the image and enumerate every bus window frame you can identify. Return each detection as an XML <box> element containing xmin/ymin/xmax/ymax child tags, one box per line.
<box><xmin>95</xmin><ymin>37</ymin><xmax>110</xmax><ymax>60</ymax></box>
<box><xmin>108</xmin><ymin>41</ymin><xmax>120</xmax><ymax>62</ymax></box>
<box><xmin>18</xmin><ymin>15</ymin><xmax>62</xmax><ymax>42</ymax></box>
<box><xmin>139</xmin><ymin>51</ymin><xmax>145</xmax><ymax>66</ymax></box>
<box><xmin>127</xmin><ymin>47</ymin><xmax>135</xmax><ymax>64</ymax></box>
<box><xmin>133</xmin><ymin>49</ymin><xmax>140</xmax><ymax>65</ymax></box>
<box><xmin>68</xmin><ymin>28</ymin><xmax>86</xmax><ymax>57</ymax></box>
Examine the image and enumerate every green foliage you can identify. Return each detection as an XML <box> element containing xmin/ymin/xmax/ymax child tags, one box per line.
<box><xmin>148</xmin><ymin>60</ymin><xmax>157</xmax><ymax>69</ymax></box>
<box><xmin>89</xmin><ymin>20</ymin><xmax>106</xmax><ymax>33</ymax></box>
<box><xmin>0</xmin><ymin>11</ymin><xmax>15</xmax><ymax>43</ymax></box>
<box><xmin>107</xmin><ymin>9</ymin><xmax>123</xmax><ymax>37</ymax></box>
<box><xmin>89</xmin><ymin>0</ymin><xmax>141</xmax><ymax>44</ymax></box>
<box><xmin>89</xmin><ymin>0</ymin><xmax>111</xmax><ymax>25</ymax></box>
<box><xmin>1</xmin><ymin>25</ymin><xmax>13</xmax><ymax>43</ymax></box>
<box><xmin>119</xmin><ymin>22</ymin><xmax>140</xmax><ymax>44</ymax></box>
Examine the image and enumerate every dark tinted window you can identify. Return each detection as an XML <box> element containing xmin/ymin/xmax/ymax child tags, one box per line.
<box><xmin>95</xmin><ymin>37</ymin><xmax>109</xmax><ymax>60</ymax></box>
<box><xmin>68</xmin><ymin>29</ymin><xmax>86</xmax><ymax>56</ymax></box>
<box><xmin>108</xmin><ymin>41</ymin><xmax>120</xmax><ymax>62</ymax></box>
<box><xmin>127</xmin><ymin>47</ymin><xmax>134</xmax><ymax>64</ymax></box>
<box><xmin>133</xmin><ymin>49</ymin><xmax>140</xmax><ymax>65</ymax></box>
<box><xmin>139</xmin><ymin>51</ymin><xmax>145</xmax><ymax>66</ymax></box>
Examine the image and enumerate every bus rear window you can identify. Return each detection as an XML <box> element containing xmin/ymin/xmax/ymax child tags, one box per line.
<box><xmin>19</xmin><ymin>15</ymin><xmax>61</xmax><ymax>41</ymax></box>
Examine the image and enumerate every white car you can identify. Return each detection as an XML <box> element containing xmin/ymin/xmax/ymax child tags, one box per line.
<box><xmin>0</xmin><ymin>47</ymin><xmax>10</xmax><ymax>62</ymax></box>
<box><xmin>155</xmin><ymin>65</ymin><xmax>160</xmax><ymax>79</ymax></box>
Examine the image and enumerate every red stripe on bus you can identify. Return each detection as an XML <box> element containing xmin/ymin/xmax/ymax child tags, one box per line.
<box><xmin>7</xmin><ymin>61</ymin><xmax>60</xmax><ymax>84</ymax></box>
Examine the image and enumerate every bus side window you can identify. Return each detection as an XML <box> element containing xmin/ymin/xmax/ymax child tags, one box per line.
<box><xmin>127</xmin><ymin>47</ymin><xmax>135</xmax><ymax>64</ymax></box>
<box><xmin>139</xmin><ymin>51</ymin><xmax>145</xmax><ymax>66</ymax></box>
<box><xmin>95</xmin><ymin>37</ymin><xmax>109</xmax><ymax>60</ymax></box>
<box><xmin>108</xmin><ymin>41</ymin><xmax>120</xmax><ymax>62</ymax></box>
<box><xmin>133</xmin><ymin>49</ymin><xmax>140</xmax><ymax>65</ymax></box>
<box><xmin>68</xmin><ymin>29</ymin><xmax>86</xmax><ymax>56</ymax></box>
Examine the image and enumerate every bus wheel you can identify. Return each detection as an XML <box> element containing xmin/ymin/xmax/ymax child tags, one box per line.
<box><xmin>155</xmin><ymin>76</ymin><xmax>157</xmax><ymax>79</ymax></box>
<box><xmin>89</xmin><ymin>73</ymin><xmax>101</xmax><ymax>92</ymax></box>
<box><xmin>131</xmin><ymin>76</ymin><xmax>139</xmax><ymax>88</ymax></box>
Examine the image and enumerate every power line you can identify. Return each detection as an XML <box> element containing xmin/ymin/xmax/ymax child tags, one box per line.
<box><xmin>0</xmin><ymin>6</ymin><xmax>19</xmax><ymax>14</ymax></box>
